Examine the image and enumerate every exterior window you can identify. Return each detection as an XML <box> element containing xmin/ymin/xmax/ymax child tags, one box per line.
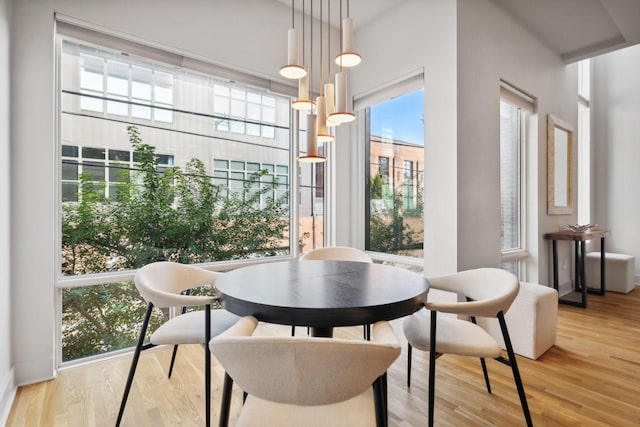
<box><xmin>378</xmin><ymin>156</ymin><xmax>389</xmax><ymax>180</ymax></box>
<box><xmin>499</xmin><ymin>83</ymin><xmax>533</xmax><ymax>278</ymax></box>
<box><xmin>59</xmin><ymin>38</ymin><xmax>301</xmax><ymax>362</ymax></box>
<box><xmin>79</xmin><ymin>53</ymin><xmax>174</xmax><ymax>122</ymax></box>
<box><xmin>364</xmin><ymin>88</ymin><xmax>424</xmax><ymax>258</ymax></box>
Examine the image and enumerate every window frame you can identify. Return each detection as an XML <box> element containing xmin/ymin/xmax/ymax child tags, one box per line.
<box><xmin>499</xmin><ymin>82</ymin><xmax>534</xmax><ymax>278</ymax></box>
<box><xmin>55</xmin><ymin>26</ymin><xmax>306</xmax><ymax>367</ymax></box>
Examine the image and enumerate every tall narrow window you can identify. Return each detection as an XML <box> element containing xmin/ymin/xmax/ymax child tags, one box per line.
<box><xmin>578</xmin><ymin>59</ymin><xmax>591</xmax><ymax>225</ymax></box>
<box><xmin>500</xmin><ymin>83</ymin><xmax>534</xmax><ymax>278</ymax></box>
<box><xmin>359</xmin><ymin>82</ymin><xmax>424</xmax><ymax>259</ymax></box>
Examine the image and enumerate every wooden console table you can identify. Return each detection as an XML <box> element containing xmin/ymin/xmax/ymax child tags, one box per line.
<box><xmin>543</xmin><ymin>229</ymin><xmax>609</xmax><ymax>308</ymax></box>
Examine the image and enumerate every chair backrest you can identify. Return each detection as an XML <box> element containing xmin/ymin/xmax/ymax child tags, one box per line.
<box><xmin>134</xmin><ymin>261</ymin><xmax>221</xmax><ymax>308</ymax></box>
<box><xmin>210</xmin><ymin>321</ymin><xmax>400</xmax><ymax>406</ymax></box>
<box><xmin>299</xmin><ymin>246</ymin><xmax>373</xmax><ymax>263</ymax></box>
<box><xmin>426</xmin><ymin>268</ymin><xmax>519</xmax><ymax>318</ymax></box>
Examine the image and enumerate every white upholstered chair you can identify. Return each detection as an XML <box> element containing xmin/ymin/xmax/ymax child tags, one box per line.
<box><xmin>402</xmin><ymin>268</ymin><xmax>533</xmax><ymax>427</ymax></box>
<box><xmin>116</xmin><ymin>262</ymin><xmax>241</xmax><ymax>427</ymax></box>
<box><xmin>298</xmin><ymin>246</ymin><xmax>373</xmax><ymax>338</ymax></box>
<box><xmin>210</xmin><ymin>318</ymin><xmax>401</xmax><ymax>427</ymax></box>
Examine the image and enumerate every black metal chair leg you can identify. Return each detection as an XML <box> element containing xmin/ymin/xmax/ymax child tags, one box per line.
<box><xmin>479</xmin><ymin>357</ymin><xmax>491</xmax><ymax>393</ymax></box>
<box><xmin>407</xmin><ymin>343</ymin><xmax>412</xmax><ymax>387</ymax></box>
<box><xmin>168</xmin><ymin>296</ymin><xmax>190</xmax><ymax>378</ymax></box>
<box><xmin>498</xmin><ymin>312</ymin><xmax>533</xmax><ymax>427</ymax></box>
<box><xmin>116</xmin><ymin>303</ymin><xmax>154</xmax><ymax>427</ymax></box>
<box><xmin>372</xmin><ymin>374</ymin><xmax>388</xmax><ymax>427</ymax></box>
<box><xmin>219</xmin><ymin>372</ymin><xmax>234</xmax><ymax>427</ymax></box>
<box><xmin>469</xmin><ymin>314</ymin><xmax>492</xmax><ymax>393</ymax></box>
<box><xmin>205</xmin><ymin>305</ymin><xmax>211</xmax><ymax>427</ymax></box>
<box><xmin>168</xmin><ymin>344</ymin><xmax>179</xmax><ymax>378</ymax></box>
<box><xmin>364</xmin><ymin>324</ymin><xmax>371</xmax><ymax>340</ymax></box>
<box><xmin>428</xmin><ymin>310</ymin><xmax>437</xmax><ymax>427</ymax></box>
<box><xmin>291</xmin><ymin>325</ymin><xmax>296</xmax><ymax>336</ymax></box>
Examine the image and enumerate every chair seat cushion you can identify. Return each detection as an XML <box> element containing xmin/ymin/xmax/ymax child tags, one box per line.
<box><xmin>236</xmin><ymin>389</ymin><xmax>376</xmax><ymax>427</ymax></box>
<box><xmin>403</xmin><ymin>309</ymin><xmax>501</xmax><ymax>358</ymax></box>
<box><xmin>150</xmin><ymin>309</ymin><xmax>240</xmax><ymax>345</ymax></box>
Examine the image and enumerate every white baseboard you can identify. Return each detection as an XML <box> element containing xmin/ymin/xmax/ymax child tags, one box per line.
<box><xmin>0</xmin><ymin>367</ymin><xmax>16</xmax><ymax>427</ymax></box>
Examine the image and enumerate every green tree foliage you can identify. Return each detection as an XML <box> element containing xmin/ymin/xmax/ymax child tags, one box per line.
<box><xmin>369</xmin><ymin>190</ymin><xmax>416</xmax><ymax>254</ymax></box>
<box><xmin>61</xmin><ymin>126</ymin><xmax>289</xmax><ymax>360</ymax></box>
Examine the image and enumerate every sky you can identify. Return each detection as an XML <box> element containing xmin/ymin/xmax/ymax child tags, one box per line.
<box><xmin>370</xmin><ymin>89</ymin><xmax>424</xmax><ymax>146</ymax></box>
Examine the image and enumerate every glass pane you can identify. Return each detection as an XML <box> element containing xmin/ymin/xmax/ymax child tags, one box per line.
<box><xmin>132</xmin><ymin>66</ymin><xmax>152</xmax><ymax>99</ymax></box>
<box><xmin>214</xmin><ymin>159</ymin><xmax>229</xmax><ymax>169</ymax></box>
<box><xmin>83</xmin><ymin>161</ymin><xmax>105</xmax><ymax>181</ymax></box>
<box><xmin>61</xmin><ymin>283</ymin><xmax>167</xmax><ymax>361</ymax></box>
<box><xmin>80</xmin><ymin>54</ymin><xmax>104</xmax><ymax>91</ymax></box>
<box><xmin>366</xmin><ymin>89</ymin><xmax>424</xmax><ymax>258</ymax></box>
<box><xmin>82</xmin><ymin>147</ymin><xmax>106</xmax><ymax>159</ymax></box>
<box><xmin>62</xmin><ymin>145</ymin><xmax>78</xmax><ymax>157</ymax></box>
<box><xmin>500</xmin><ymin>100</ymin><xmax>520</xmax><ymax>251</ymax></box>
<box><xmin>61</xmin><ymin>182</ymin><xmax>78</xmax><ymax>202</ymax></box>
<box><xmin>109</xmin><ymin>149</ymin><xmax>130</xmax><ymax>161</ymax></box>
<box><xmin>61</xmin><ymin>160</ymin><xmax>78</xmax><ymax>180</ymax></box>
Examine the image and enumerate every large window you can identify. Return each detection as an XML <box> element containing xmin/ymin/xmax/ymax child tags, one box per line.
<box><xmin>499</xmin><ymin>83</ymin><xmax>533</xmax><ymax>277</ymax></box>
<box><xmin>361</xmin><ymin>84</ymin><xmax>424</xmax><ymax>259</ymax></box>
<box><xmin>58</xmin><ymin>35</ymin><xmax>318</xmax><ymax>362</ymax></box>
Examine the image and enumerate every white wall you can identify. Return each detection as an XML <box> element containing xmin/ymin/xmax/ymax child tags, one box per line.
<box><xmin>342</xmin><ymin>0</ymin><xmax>458</xmax><ymax>276</ymax></box>
<box><xmin>593</xmin><ymin>44</ymin><xmax>640</xmax><ymax>281</ymax></box>
<box><xmin>457</xmin><ymin>0</ymin><xmax>578</xmax><ymax>284</ymax></box>
<box><xmin>9</xmin><ymin>0</ymin><xmax>294</xmax><ymax>386</ymax></box>
<box><xmin>0</xmin><ymin>0</ymin><xmax>15</xmax><ymax>421</ymax></box>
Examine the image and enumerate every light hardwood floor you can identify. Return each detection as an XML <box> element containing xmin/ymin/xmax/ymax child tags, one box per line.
<box><xmin>7</xmin><ymin>286</ymin><xmax>640</xmax><ymax>426</ymax></box>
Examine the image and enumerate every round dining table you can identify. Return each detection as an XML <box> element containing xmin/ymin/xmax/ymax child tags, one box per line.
<box><xmin>215</xmin><ymin>259</ymin><xmax>429</xmax><ymax>337</ymax></box>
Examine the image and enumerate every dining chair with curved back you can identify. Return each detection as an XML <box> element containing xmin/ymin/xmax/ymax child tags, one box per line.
<box><xmin>115</xmin><ymin>261</ymin><xmax>241</xmax><ymax>427</ymax></box>
<box><xmin>402</xmin><ymin>268</ymin><xmax>533</xmax><ymax>427</ymax></box>
<box><xmin>210</xmin><ymin>318</ymin><xmax>401</xmax><ymax>427</ymax></box>
<box><xmin>298</xmin><ymin>246</ymin><xmax>373</xmax><ymax>338</ymax></box>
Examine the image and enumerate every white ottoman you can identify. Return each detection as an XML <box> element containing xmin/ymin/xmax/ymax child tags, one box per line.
<box><xmin>477</xmin><ymin>282</ymin><xmax>558</xmax><ymax>360</ymax></box>
<box><xmin>585</xmin><ymin>252</ymin><xmax>635</xmax><ymax>294</ymax></box>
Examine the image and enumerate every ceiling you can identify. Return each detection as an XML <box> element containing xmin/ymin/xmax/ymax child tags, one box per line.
<box><xmin>274</xmin><ymin>0</ymin><xmax>640</xmax><ymax>63</ymax></box>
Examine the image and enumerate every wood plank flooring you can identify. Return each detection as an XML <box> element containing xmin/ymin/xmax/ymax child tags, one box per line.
<box><xmin>7</xmin><ymin>286</ymin><xmax>640</xmax><ymax>426</ymax></box>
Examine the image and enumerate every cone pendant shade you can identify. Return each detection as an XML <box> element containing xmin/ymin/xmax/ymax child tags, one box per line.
<box><xmin>335</xmin><ymin>18</ymin><xmax>361</xmax><ymax>67</ymax></box>
<box><xmin>280</xmin><ymin>28</ymin><xmax>307</xmax><ymax>79</ymax></box>
<box><xmin>328</xmin><ymin>71</ymin><xmax>355</xmax><ymax>124</ymax></box>
<box><xmin>298</xmin><ymin>113</ymin><xmax>325</xmax><ymax>163</ymax></box>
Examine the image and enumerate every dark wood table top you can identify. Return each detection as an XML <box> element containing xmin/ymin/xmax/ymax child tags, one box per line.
<box><xmin>215</xmin><ymin>260</ymin><xmax>429</xmax><ymax>330</ymax></box>
<box><xmin>543</xmin><ymin>229</ymin><xmax>609</xmax><ymax>241</ymax></box>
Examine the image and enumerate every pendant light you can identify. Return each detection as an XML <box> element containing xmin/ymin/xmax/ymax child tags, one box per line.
<box><xmin>316</xmin><ymin>0</ymin><xmax>334</xmax><ymax>143</ymax></box>
<box><xmin>280</xmin><ymin>0</ymin><xmax>307</xmax><ymax>79</ymax></box>
<box><xmin>328</xmin><ymin>0</ymin><xmax>355</xmax><ymax>124</ymax></box>
<box><xmin>334</xmin><ymin>0</ymin><xmax>361</xmax><ymax>67</ymax></box>
<box><xmin>291</xmin><ymin>0</ymin><xmax>314</xmax><ymax>111</ymax></box>
<box><xmin>298</xmin><ymin>0</ymin><xmax>326</xmax><ymax>163</ymax></box>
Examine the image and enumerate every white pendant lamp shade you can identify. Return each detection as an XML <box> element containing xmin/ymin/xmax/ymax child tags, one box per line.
<box><xmin>324</xmin><ymin>82</ymin><xmax>340</xmax><ymax>127</ymax></box>
<box><xmin>328</xmin><ymin>71</ymin><xmax>355</xmax><ymax>124</ymax></box>
<box><xmin>335</xmin><ymin>18</ymin><xmax>361</xmax><ymax>67</ymax></box>
<box><xmin>280</xmin><ymin>28</ymin><xmax>307</xmax><ymax>79</ymax></box>
<box><xmin>298</xmin><ymin>113</ymin><xmax>326</xmax><ymax>163</ymax></box>
<box><xmin>315</xmin><ymin>96</ymin><xmax>335</xmax><ymax>142</ymax></box>
<box><xmin>292</xmin><ymin>74</ymin><xmax>314</xmax><ymax>111</ymax></box>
